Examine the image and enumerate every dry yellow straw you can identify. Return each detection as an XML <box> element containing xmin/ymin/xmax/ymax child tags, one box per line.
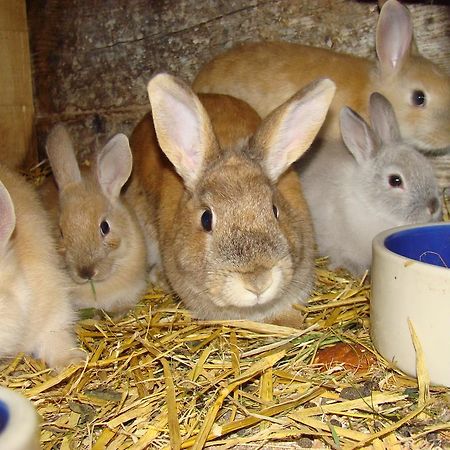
<box><xmin>348</xmin><ymin>403</ymin><xmax>427</xmax><ymax>449</ymax></box>
<box><xmin>191</xmin><ymin>350</ymin><xmax>287</xmax><ymax>449</ymax></box>
<box><xmin>161</xmin><ymin>357</ymin><xmax>182</xmax><ymax>450</ymax></box>
<box><xmin>407</xmin><ymin>318</ymin><xmax>430</xmax><ymax>408</ymax></box>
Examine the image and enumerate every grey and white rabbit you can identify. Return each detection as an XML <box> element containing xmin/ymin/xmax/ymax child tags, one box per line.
<box><xmin>41</xmin><ymin>126</ymin><xmax>148</xmax><ymax>316</ymax></box>
<box><xmin>0</xmin><ymin>164</ymin><xmax>83</xmax><ymax>370</ymax></box>
<box><xmin>299</xmin><ymin>92</ymin><xmax>442</xmax><ymax>276</ymax></box>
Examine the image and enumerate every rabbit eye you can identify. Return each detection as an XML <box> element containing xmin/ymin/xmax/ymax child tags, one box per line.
<box><xmin>388</xmin><ymin>174</ymin><xmax>403</xmax><ymax>188</ymax></box>
<box><xmin>273</xmin><ymin>204</ymin><xmax>279</xmax><ymax>219</ymax></box>
<box><xmin>201</xmin><ymin>209</ymin><xmax>213</xmax><ymax>232</ymax></box>
<box><xmin>412</xmin><ymin>90</ymin><xmax>426</xmax><ymax>107</ymax></box>
<box><xmin>100</xmin><ymin>220</ymin><xmax>110</xmax><ymax>236</ymax></box>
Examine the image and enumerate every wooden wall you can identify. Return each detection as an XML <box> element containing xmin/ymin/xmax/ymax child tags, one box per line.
<box><xmin>26</xmin><ymin>0</ymin><xmax>450</xmax><ymax>183</ymax></box>
<box><xmin>0</xmin><ymin>0</ymin><xmax>35</xmax><ymax>169</ymax></box>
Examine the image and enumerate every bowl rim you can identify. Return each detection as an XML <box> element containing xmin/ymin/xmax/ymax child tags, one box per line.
<box><xmin>372</xmin><ymin>222</ymin><xmax>450</xmax><ymax>273</ymax></box>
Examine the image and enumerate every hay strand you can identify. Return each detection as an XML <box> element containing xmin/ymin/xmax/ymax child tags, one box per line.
<box><xmin>407</xmin><ymin>318</ymin><xmax>430</xmax><ymax>409</ymax></box>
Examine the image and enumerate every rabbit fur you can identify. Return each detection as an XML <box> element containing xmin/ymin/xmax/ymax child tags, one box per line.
<box><xmin>0</xmin><ymin>164</ymin><xmax>83</xmax><ymax>370</ymax></box>
<box><xmin>41</xmin><ymin>126</ymin><xmax>148</xmax><ymax>315</ymax></box>
<box><xmin>129</xmin><ymin>73</ymin><xmax>336</xmax><ymax>327</ymax></box>
<box><xmin>299</xmin><ymin>93</ymin><xmax>442</xmax><ymax>276</ymax></box>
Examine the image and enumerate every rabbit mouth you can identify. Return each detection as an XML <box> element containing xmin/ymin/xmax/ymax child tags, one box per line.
<box><xmin>71</xmin><ymin>265</ymin><xmax>111</xmax><ymax>284</ymax></box>
<box><xmin>217</xmin><ymin>265</ymin><xmax>285</xmax><ymax>308</ymax></box>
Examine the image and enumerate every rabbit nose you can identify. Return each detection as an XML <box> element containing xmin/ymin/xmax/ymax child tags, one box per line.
<box><xmin>428</xmin><ymin>197</ymin><xmax>439</xmax><ymax>216</ymax></box>
<box><xmin>78</xmin><ymin>266</ymin><xmax>95</xmax><ymax>280</ymax></box>
<box><xmin>241</xmin><ymin>270</ymin><xmax>273</xmax><ymax>296</ymax></box>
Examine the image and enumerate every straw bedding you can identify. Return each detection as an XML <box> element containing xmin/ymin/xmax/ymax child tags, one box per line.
<box><xmin>1</xmin><ymin>181</ymin><xmax>449</xmax><ymax>449</ymax></box>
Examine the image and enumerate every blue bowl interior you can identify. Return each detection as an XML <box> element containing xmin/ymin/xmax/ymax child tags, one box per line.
<box><xmin>384</xmin><ymin>225</ymin><xmax>450</xmax><ymax>268</ymax></box>
<box><xmin>0</xmin><ymin>399</ymin><xmax>9</xmax><ymax>434</ymax></box>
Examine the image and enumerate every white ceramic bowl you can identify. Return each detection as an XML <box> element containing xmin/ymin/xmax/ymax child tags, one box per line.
<box><xmin>0</xmin><ymin>386</ymin><xmax>40</xmax><ymax>450</ymax></box>
<box><xmin>371</xmin><ymin>222</ymin><xmax>450</xmax><ymax>387</ymax></box>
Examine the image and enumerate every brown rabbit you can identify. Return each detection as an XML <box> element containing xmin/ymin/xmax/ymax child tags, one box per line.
<box><xmin>129</xmin><ymin>73</ymin><xmax>335</xmax><ymax>327</ymax></box>
<box><xmin>0</xmin><ymin>164</ymin><xmax>83</xmax><ymax>370</ymax></box>
<box><xmin>193</xmin><ymin>0</ymin><xmax>450</xmax><ymax>153</ymax></box>
<box><xmin>41</xmin><ymin>126</ymin><xmax>148</xmax><ymax>316</ymax></box>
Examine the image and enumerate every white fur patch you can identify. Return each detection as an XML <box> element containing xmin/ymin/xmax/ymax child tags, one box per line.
<box><xmin>220</xmin><ymin>266</ymin><xmax>283</xmax><ymax>308</ymax></box>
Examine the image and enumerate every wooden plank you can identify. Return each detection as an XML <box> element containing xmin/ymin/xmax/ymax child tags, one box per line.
<box><xmin>0</xmin><ymin>0</ymin><xmax>27</xmax><ymax>31</ymax></box>
<box><xmin>410</xmin><ymin>4</ymin><xmax>450</xmax><ymax>73</ymax></box>
<box><xmin>0</xmin><ymin>0</ymin><xmax>35</xmax><ymax>168</ymax></box>
<box><xmin>0</xmin><ymin>30</ymin><xmax>34</xmax><ymax>105</ymax></box>
<box><xmin>0</xmin><ymin>105</ymin><xmax>34</xmax><ymax>168</ymax></box>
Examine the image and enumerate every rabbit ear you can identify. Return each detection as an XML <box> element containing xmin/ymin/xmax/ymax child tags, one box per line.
<box><xmin>253</xmin><ymin>78</ymin><xmax>335</xmax><ymax>182</ymax></box>
<box><xmin>46</xmin><ymin>124</ymin><xmax>82</xmax><ymax>190</ymax></box>
<box><xmin>96</xmin><ymin>134</ymin><xmax>132</xmax><ymax>199</ymax></box>
<box><xmin>0</xmin><ymin>181</ymin><xmax>16</xmax><ymax>252</ymax></box>
<box><xmin>340</xmin><ymin>107</ymin><xmax>378</xmax><ymax>164</ymax></box>
<box><xmin>147</xmin><ymin>73</ymin><xmax>219</xmax><ymax>191</ymax></box>
<box><xmin>369</xmin><ymin>92</ymin><xmax>401</xmax><ymax>145</ymax></box>
<box><xmin>376</xmin><ymin>0</ymin><xmax>413</xmax><ymax>75</ymax></box>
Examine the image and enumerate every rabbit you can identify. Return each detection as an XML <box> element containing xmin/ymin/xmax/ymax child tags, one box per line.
<box><xmin>0</xmin><ymin>163</ymin><xmax>83</xmax><ymax>370</ymax></box>
<box><xmin>129</xmin><ymin>73</ymin><xmax>336</xmax><ymax>327</ymax></box>
<box><xmin>193</xmin><ymin>0</ymin><xmax>450</xmax><ymax>154</ymax></box>
<box><xmin>41</xmin><ymin>125</ymin><xmax>148</xmax><ymax>316</ymax></box>
<box><xmin>298</xmin><ymin>92</ymin><xmax>442</xmax><ymax>277</ymax></box>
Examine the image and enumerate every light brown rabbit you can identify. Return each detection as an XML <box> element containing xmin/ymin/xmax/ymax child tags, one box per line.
<box><xmin>130</xmin><ymin>73</ymin><xmax>335</xmax><ymax>327</ymax></box>
<box><xmin>41</xmin><ymin>126</ymin><xmax>148</xmax><ymax>316</ymax></box>
<box><xmin>193</xmin><ymin>0</ymin><xmax>450</xmax><ymax>153</ymax></box>
<box><xmin>0</xmin><ymin>164</ymin><xmax>83</xmax><ymax>370</ymax></box>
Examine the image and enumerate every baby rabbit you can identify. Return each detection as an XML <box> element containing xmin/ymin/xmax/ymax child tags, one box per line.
<box><xmin>130</xmin><ymin>73</ymin><xmax>335</xmax><ymax>327</ymax></box>
<box><xmin>193</xmin><ymin>0</ymin><xmax>450</xmax><ymax>153</ymax></box>
<box><xmin>42</xmin><ymin>125</ymin><xmax>148</xmax><ymax>316</ymax></box>
<box><xmin>0</xmin><ymin>164</ymin><xmax>83</xmax><ymax>370</ymax></box>
<box><xmin>298</xmin><ymin>93</ymin><xmax>442</xmax><ymax>277</ymax></box>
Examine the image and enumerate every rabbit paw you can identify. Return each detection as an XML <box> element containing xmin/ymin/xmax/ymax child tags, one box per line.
<box><xmin>268</xmin><ymin>306</ymin><xmax>305</xmax><ymax>329</ymax></box>
<box><xmin>52</xmin><ymin>348</ymin><xmax>86</xmax><ymax>373</ymax></box>
<box><xmin>149</xmin><ymin>264</ymin><xmax>171</xmax><ymax>292</ymax></box>
<box><xmin>36</xmin><ymin>330</ymin><xmax>85</xmax><ymax>371</ymax></box>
